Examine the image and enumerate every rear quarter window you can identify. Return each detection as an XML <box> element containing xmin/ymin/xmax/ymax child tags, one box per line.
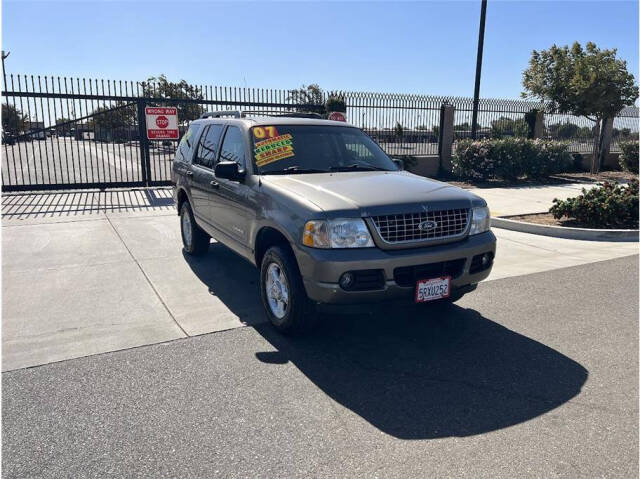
<box><xmin>176</xmin><ymin>123</ymin><xmax>202</xmax><ymax>163</ymax></box>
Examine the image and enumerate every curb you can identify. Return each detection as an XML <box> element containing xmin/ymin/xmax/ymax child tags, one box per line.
<box><xmin>491</xmin><ymin>216</ymin><xmax>639</xmax><ymax>242</ymax></box>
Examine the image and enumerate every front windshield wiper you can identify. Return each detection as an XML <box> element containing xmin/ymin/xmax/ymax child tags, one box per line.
<box><xmin>261</xmin><ymin>166</ymin><xmax>329</xmax><ymax>175</ymax></box>
<box><xmin>329</xmin><ymin>164</ymin><xmax>389</xmax><ymax>172</ymax></box>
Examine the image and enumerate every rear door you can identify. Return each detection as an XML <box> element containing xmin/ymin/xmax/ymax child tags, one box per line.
<box><xmin>173</xmin><ymin>122</ymin><xmax>202</xmax><ymax>187</ymax></box>
<box><xmin>191</xmin><ymin>123</ymin><xmax>224</xmax><ymax>228</ymax></box>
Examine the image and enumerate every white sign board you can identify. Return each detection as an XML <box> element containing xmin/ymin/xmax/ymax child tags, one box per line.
<box><xmin>145</xmin><ymin>107</ymin><xmax>179</xmax><ymax>140</ymax></box>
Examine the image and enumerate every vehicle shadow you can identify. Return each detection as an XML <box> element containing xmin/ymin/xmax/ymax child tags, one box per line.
<box><xmin>184</xmin><ymin>245</ymin><xmax>588</xmax><ymax>440</ymax></box>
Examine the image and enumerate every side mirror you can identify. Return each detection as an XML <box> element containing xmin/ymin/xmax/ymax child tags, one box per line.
<box><xmin>215</xmin><ymin>161</ymin><xmax>246</xmax><ymax>182</ymax></box>
<box><xmin>392</xmin><ymin>158</ymin><xmax>404</xmax><ymax>170</ymax></box>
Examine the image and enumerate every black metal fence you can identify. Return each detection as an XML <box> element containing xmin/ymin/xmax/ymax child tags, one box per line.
<box><xmin>343</xmin><ymin>92</ymin><xmax>444</xmax><ymax>156</ymax></box>
<box><xmin>1</xmin><ymin>75</ymin><xmax>331</xmax><ymax>191</ymax></box>
<box><xmin>2</xmin><ymin>73</ymin><xmax>639</xmax><ymax>192</ymax></box>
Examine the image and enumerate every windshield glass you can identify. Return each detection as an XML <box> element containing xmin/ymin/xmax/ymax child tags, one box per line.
<box><xmin>251</xmin><ymin>125</ymin><xmax>397</xmax><ymax>174</ymax></box>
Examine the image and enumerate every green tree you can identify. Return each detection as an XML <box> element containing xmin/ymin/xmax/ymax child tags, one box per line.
<box><xmin>490</xmin><ymin>117</ymin><xmax>528</xmax><ymax>138</ymax></box>
<box><xmin>92</xmin><ymin>102</ymin><xmax>136</xmax><ymax>139</ymax></box>
<box><xmin>142</xmin><ymin>74</ymin><xmax>204</xmax><ymax>123</ymax></box>
<box><xmin>577</xmin><ymin>125</ymin><xmax>595</xmax><ymax>138</ymax></box>
<box><xmin>547</xmin><ymin>122</ymin><xmax>579</xmax><ymax>140</ymax></box>
<box><xmin>394</xmin><ymin>122</ymin><xmax>404</xmax><ymax>138</ymax></box>
<box><xmin>454</xmin><ymin>122</ymin><xmax>471</xmax><ymax>131</ymax></box>
<box><xmin>287</xmin><ymin>84</ymin><xmax>326</xmax><ymax>114</ymax></box>
<box><xmin>612</xmin><ymin>127</ymin><xmax>636</xmax><ymax>142</ymax></box>
<box><xmin>2</xmin><ymin>104</ymin><xmax>27</xmax><ymax>135</ymax></box>
<box><xmin>522</xmin><ymin>41</ymin><xmax>638</xmax><ymax>172</ymax></box>
<box><xmin>325</xmin><ymin>93</ymin><xmax>346</xmax><ymax>113</ymax></box>
<box><xmin>55</xmin><ymin>117</ymin><xmax>73</xmax><ymax>136</ymax></box>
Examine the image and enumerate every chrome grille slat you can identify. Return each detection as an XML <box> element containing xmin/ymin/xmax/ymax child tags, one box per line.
<box><xmin>371</xmin><ymin>208</ymin><xmax>470</xmax><ymax>244</ymax></box>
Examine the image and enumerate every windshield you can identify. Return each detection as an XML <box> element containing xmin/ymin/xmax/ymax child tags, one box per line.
<box><xmin>251</xmin><ymin>125</ymin><xmax>397</xmax><ymax>174</ymax></box>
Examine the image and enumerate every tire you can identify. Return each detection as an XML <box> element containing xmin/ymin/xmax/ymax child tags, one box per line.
<box><xmin>260</xmin><ymin>245</ymin><xmax>318</xmax><ymax>334</ymax></box>
<box><xmin>180</xmin><ymin>201</ymin><xmax>210</xmax><ymax>256</ymax></box>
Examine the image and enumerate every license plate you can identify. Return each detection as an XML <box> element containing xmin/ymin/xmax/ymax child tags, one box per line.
<box><xmin>415</xmin><ymin>276</ymin><xmax>451</xmax><ymax>303</ymax></box>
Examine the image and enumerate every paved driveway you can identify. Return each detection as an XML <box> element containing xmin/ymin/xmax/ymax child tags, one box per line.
<box><xmin>3</xmin><ymin>257</ymin><xmax>638</xmax><ymax>478</ymax></box>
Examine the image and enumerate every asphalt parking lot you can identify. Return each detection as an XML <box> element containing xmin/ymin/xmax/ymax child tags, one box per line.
<box><xmin>3</xmin><ymin>256</ymin><xmax>638</xmax><ymax>478</ymax></box>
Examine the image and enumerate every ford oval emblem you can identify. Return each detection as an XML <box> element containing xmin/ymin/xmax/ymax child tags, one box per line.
<box><xmin>418</xmin><ymin>220</ymin><xmax>438</xmax><ymax>231</ymax></box>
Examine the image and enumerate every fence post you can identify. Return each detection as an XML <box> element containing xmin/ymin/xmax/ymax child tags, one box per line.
<box><xmin>438</xmin><ymin>103</ymin><xmax>455</xmax><ymax>173</ymax></box>
<box><xmin>136</xmin><ymin>99</ymin><xmax>151</xmax><ymax>186</ymax></box>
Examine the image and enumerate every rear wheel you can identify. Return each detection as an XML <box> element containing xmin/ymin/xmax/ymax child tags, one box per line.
<box><xmin>180</xmin><ymin>202</ymin><xmax>210</xmax><ymax>256</ymax></box>
<box><xmin>260</xmin><ymin>245</ymin><xmax>317</xmax><ymax>334</ymax></box>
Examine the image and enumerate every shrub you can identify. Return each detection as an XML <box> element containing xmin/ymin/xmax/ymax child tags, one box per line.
<box><xmin>618</xmin><ymin>140</ymin><xmax>639</xmax><ymax>173</ymax></box>
<box><xmin>452</xmin><ymin>138</ymin><xmax>572</xmax><ymax>181</ymax></box>
<box><xmin>549</xmin><ymin>180</ymin><xmax>639</xmax><ymax>228</ymax></box>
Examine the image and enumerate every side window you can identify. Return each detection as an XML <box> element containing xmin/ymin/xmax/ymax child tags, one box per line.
<box><xmin>176</xmin><ymin>123</ymin><xmax>202</xmax><ymax>162</ymax></box>
<box><xmin>219</xmin><ymin>126</ymin><xmax>246</xmax><ymax>169</ymax></box>
<box><xmin>194</xmin><ymin>124</ymin><xmax>224</xmax><ymax>169</ymax></box>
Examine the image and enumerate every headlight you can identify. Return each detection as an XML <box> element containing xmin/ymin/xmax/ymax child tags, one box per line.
<box><xmin>469</xmin><ymin>206</ymin><xmax>491</xmax><ymax>235</ymax></box>
<box><xmin>302</xmin><ymin>218</ymin><xmax>374</xmax><ymax>248</ymax></box>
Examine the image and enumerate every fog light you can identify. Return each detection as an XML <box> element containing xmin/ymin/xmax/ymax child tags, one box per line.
<box><xmin>482</xmin><ymin>253</ymin><xmax>491</xmax><ymax>266</ymax></box>
<box><xmin>339</xmin><ymin>272</ymin><xmax>355</xmax><ymax>290</ymax></box>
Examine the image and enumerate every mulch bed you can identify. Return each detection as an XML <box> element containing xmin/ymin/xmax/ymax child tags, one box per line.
<box><xmin>551</xmin><ymin>171</ymin><xmax>638</xmax><ymax>184</ymax></box>
<box><xmin>506</xmin><ymin>212</ymin><xmax>638</xmax><ymax>230</ymax></box>
<box><xmin>446</xmin><ymin>177</ymin><xmax>569</xmax><ymax>190</ymax></box>
<box><xmin>442</xmin><ymin>170</ymin><xmax>637</xmax><ymax>190</ymax></box>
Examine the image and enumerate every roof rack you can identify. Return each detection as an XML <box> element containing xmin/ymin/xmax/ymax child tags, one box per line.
<box><xmin>275</xmin><ymin>112</ymin><xmax>324</xmax><ymax>119</ymax></box>
<box><xmin>200</xmin><ymin>110</ymin><xmax>326</xmax><ymax>120</ymax></box>
<box><xmin>240</xmin><ymin>110</ymin><xmax>325</xmax><ymax>119</ymax></box>
<box><xmin>200</xmin><ymin>111</ymin><xmax>245</xmax><ymax>119</ymax></box>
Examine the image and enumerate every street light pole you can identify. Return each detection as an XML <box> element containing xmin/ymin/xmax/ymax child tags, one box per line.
<box><xmin>1</xmin><ymin>50</ymin><xmax>10</xmax><ymax>92</ymax></box>
<box><xmin>471</xmin><ymin>0</ymin><xmax>487</xmax><ymax>140</ymax></box>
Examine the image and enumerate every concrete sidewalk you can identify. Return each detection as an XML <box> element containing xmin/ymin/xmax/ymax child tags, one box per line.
<box><xmin>0</xmin><ymin>182</ymin><xmax>601</xmax><ymax>221</ymax></box>
<box><xmin>469</xmin><ymin>182</ymin><xmax>597</xmax><ymax>217</ymax></box>
<box><xmin>2</xmin><ymin>195</ymin><xmax>638</xmax><ymax>371</ymax></box>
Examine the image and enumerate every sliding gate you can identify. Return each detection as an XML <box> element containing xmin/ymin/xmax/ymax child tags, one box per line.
<box><xmin>1</xmin><ymin>75</ymin><xmax>319</xmax><ymax>192</ymax></box>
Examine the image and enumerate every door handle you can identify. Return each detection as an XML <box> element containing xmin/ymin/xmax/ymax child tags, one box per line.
<box><xmin>185</xmin><ymin>170</ymin><xmax>193</xmax><ymax>176</ymax></box>
<box><xmin>210</xmin><ymin>180</ymin><xmax>219</xmax><ymax>188</ymax></box>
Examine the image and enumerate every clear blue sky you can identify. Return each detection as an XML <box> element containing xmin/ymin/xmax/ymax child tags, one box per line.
<box><xmin>3</xmin><ymin>0</ymin><xmax>638</xmax><ymax>99</ymax></box>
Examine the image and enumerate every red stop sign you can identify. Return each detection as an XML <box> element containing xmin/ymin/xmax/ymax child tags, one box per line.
<box><xmin>155</xmin><ymin>116</ymin><xmax>169</xmax><ymax>129</ymax></box>
<box><xmin>328</xmin><ymin>111</ymin><xmax>346</xmax><ymax>122</ymax></box>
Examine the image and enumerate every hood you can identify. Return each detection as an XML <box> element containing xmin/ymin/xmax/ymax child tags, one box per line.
<box><xmin>262</xmin><ymin>171</ymin><xmax>481</xmax><ymax>216</ymax></box>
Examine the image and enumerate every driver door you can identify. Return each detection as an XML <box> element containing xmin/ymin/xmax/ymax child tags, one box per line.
<box><xmin>210</xmin><ymin>125</ymin><xmax>254</xmax><ymax>247</ymax></box>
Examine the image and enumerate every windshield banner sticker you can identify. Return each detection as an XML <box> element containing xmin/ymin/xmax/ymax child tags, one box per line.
<box><xmin>254</xmin><ymin>132</ymin><xmax>295</xmax><ymax>167</ymax></box>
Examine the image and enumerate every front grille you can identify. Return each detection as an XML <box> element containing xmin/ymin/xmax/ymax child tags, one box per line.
<box><xmin>394</xmin><ymin>259</ymin><xmax>466</xmax><ymax>287</ymax></box>
<box><xmin>370</xmin><ymin>209</ymin><xmax>469</xmax><ymax>244</ymax></box>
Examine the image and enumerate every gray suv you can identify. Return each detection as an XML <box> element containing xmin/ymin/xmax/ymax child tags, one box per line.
<box><xmin>173</xmin><ymin>111</ymin><xmax>496</xmax><ymax>333</ymax></box>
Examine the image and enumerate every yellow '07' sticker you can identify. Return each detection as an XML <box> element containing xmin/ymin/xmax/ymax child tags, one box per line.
<box><xmin>253</xmin><ymin>128</ymin><xmax>295</xmax><ymax>167</ymax></box>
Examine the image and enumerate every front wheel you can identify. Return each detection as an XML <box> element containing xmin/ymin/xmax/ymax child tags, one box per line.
<box><xmin>260</xmin><ymin>245</ymin><xmax>317</xmax><ymax>334</ymax></box>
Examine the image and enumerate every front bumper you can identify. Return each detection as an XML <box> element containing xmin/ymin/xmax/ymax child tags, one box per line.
<box><xmin>295</xmin><ymin>231</ymin><xmax>496</xmax><ymax>304</ymax></box>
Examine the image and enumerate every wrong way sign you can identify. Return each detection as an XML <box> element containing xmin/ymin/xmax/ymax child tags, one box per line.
<box><xmin>145</xmin><ymin>107</ymin><xmax>179</xmax><ymax>140</ymax></box>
